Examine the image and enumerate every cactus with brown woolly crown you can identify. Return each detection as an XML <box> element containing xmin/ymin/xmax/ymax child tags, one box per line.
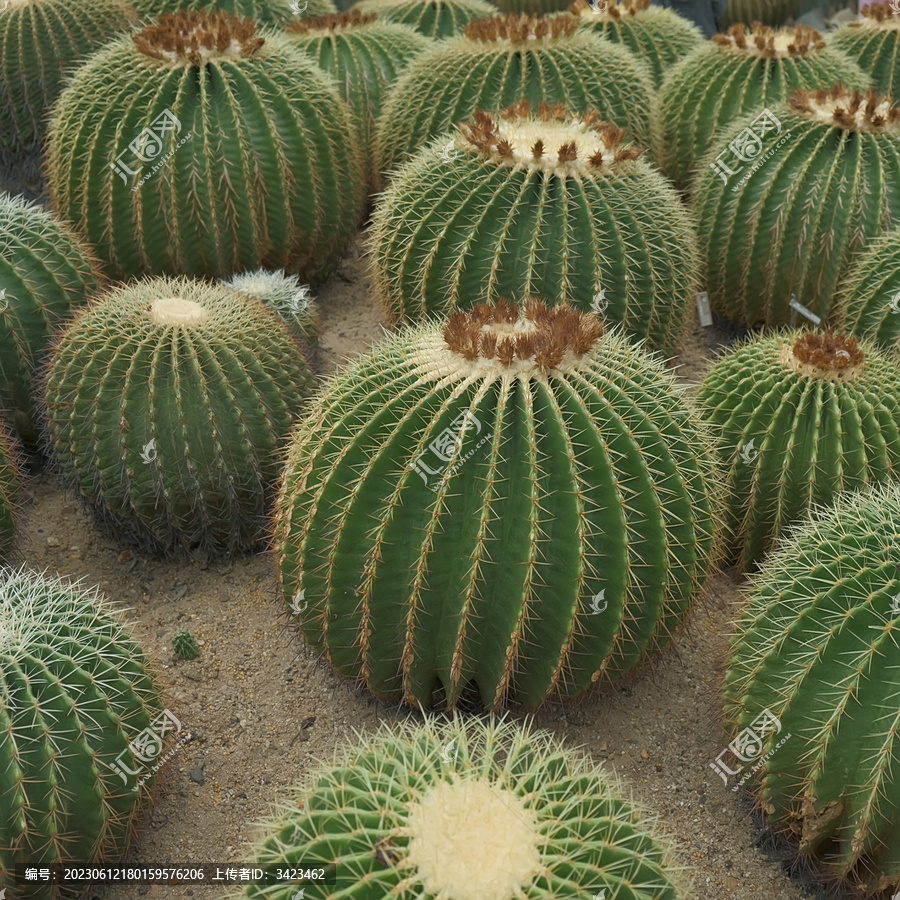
<box><xmin>830</xmin><ymin>2</ymin><xmax>900</xmax><ymax>105</ymax></box>
<box><xmin>694</xmin><ymin>84</ymin><xmax>900</xmax><ymax>328</ymax></box>
<box><xmin>41</xmin><ymin>276</ymin><xmax>316</xmax><ymax>557</ymax></box>
<box><xmin>274</xmin><ymin>297</ymin><xmax>719</xmax><ymax>711</ymax></box>
<box><xmin>568</xmin><ymin>0</ymin><xmax>703</xmax><ymax>89</ymax></box>
<box><xmin>47</xmin><ymin>9</ymin><xmax>365</xmax><ymax>283</ymax></box>
<box><xmin>659</xmin><ymin>24</ymin><xmax>869</xmax><ymax>191</ymax></box>
<box><xmin>351</xmin><ymin>0</ymin><xmax>494</xmax><ymax>39</ymax></box>
<box><xmin>374</xmin><ymin>11</ymin><xmax>657</xmax><ymax>182</ymax></box>
<box><xmin>371</xmin><ymin>101</ymin><xmax>698</xmax><ymax>357</ymax></box>
<box><xmin>697</xmin><ymin>329</ymin><xmax>900</xmax><ymax>571</ymax></box>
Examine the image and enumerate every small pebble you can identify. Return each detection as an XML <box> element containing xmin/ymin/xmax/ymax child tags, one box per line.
<box><xmin>46</xmin><ymin>536</ymin><xmax>61</xmax><ymax>548</ymax></box>
<box><xmin>118</xmin><ymin>550</ymin><xmax>133</xmax><ymax>564</ymax></box>
<box><xmin>190</xmin><ymin>768</ymin><xmax>205</xmax><ymax>785</ymax></box>
<box><xmin>641</xmin><ymin>749</ymin><xmax>649</xmax><ymax>759</ymax></box>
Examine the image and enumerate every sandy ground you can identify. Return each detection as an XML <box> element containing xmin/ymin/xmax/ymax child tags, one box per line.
<box><xmin>2</xmin><ymin>217</ymin><xmax>862</xmax><ymax>900</ymax></box>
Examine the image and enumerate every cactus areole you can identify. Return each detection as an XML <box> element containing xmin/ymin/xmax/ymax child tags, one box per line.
<box><xmin>275</xmin><ymin>298</ymin><xmax>718</xmax><ymax>711</ymax></box>
<box><xmin>785</xmin><ymin>330</ymin><xmax>864</xmax><ymax>379</ymax></box>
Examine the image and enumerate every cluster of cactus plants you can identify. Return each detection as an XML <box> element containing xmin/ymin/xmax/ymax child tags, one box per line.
<box><xmin>274</xmin><ymin>297</ymin><xmax>719</xmax><ymax>710</ymax></box>
<box><xmin>41</xmin><ymin>276</ymin><xmax>316</xmax><ymax>556</ymax></box>
<box><xmin>659</xmin><ymin>25</ymin><xmax>870</xmax><ymax>191</ymax></box>
<box><xmin>829</xmin><ymin>2</ymin><xmax>900</xmax><ymax>100</ymax></box>
<box><xmin>695</xmin><ymin>84</ymin><xmax>900</xmax><ymax>328</ymax></box>
<box><xmin>47</xmin><ymin>9</ymin><xmax>366</xmax><ymax>283</ymax></box>
<box><xmin>371</xmin><ymin>101</ymin><xmax>699</xmax><ymax>357</ymax></box>
<box><xmin>374</xmin><ymin>12</ymin><xmax>657</xmax><ymax>182</ymax></box>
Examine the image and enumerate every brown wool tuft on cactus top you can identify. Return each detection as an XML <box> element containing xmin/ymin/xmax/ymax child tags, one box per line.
<box><xmin>568</xmin><ymin>0</ymin><xmax>650</xmax><ymax>17</ymax></box>
<box><xmin>442</xmin><ymin>297</ymin><xmax>604</xmax><ymax>373</ymax></box>
<box><xmin>462</xmin><ymin>12</ymin><xmax>580</xmax><ymax>42</ymax></box>
<box><xmin>789</xmin><ymin>83</ymin><xmax>900</xmax><ymax>130</ymax></box>
<box><xmin>782</xmin><ymin>330</ymin><xmax>865</xmax><ymax>380</ymax></box>
<box><xmin>458</xmin><ymin>103</ymin><xmax>643</xmax><ymax>171</ymax></box>
<box><xmin>286</xmin><ymin>8</ymin><xmax>379</xmax><ymax>34</ymax></box>
<box><xmin>711</xmin><ymin>22</ymin><xmax>825</xmax><ymax>56</ymax></box>
<box><xmin>857</xmin><ymin>1</ymin><xmax>900</xmax><ymax>23</ymax></box>
<box><xmin>132</xmin><ymin>9</ymin><xmax>264</xmax><ymax>64</ymax></box>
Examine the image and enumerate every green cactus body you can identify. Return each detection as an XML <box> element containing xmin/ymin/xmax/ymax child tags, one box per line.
<box><xmin>494</xmin><ymin>0</ymin><xmax>570</xmax><ymax>15</ymax></box>
<box><xmin>719</xmin><ymin>0</ymin><xmax>800</xmax><ymax>27</ymax></box>
<box><xmin>836</xmin><ymin>226</ymin><xmax>900</xmax><ymax>349</ymax></box>
<box><xmin>694</xmin><ymin>85</ymin><xmax>900</xmax><ymax>328</ymax></box>
<box><xmin>0</xmin><ymin>421</ymin><xmax>23</xmax><ymax>563</ymax></box>
<box><xmin>239</xmin><ymin>716</ymin><xmax>688</xmax><ymax>900</ymax></box>
<box><xmin>351</xmin><ymin>0</ymin><xmax>494</xmax><ymax>39</ymax></box>
<box><xmin>286</xmin><ymin>10</ymin><xmax>431</xmax><ymax>181</ymax></box>
<box><xmin>222</xmin><ymin>268</ymin><xmax>321</xmax><ymax>346</ymax></box>
<box><xmin>697</xmin><ymin>330</ymin><xmax>900</xmax><ymax>571</ymax></box>
<box><xmin>0</xmin><ymin>194</ymin><xmax>104</xmax><ymax>445</ymax></box>
<box><xmin>374</xmin><ymin>13</ymin><xmax>657</xmax><ymax>182</ymax></box>
<box><xmin>723</xmin><ymin>481</ymin><xmax>900</xmax><ymax>892</ymax></box>
<box><xmin>0</xmin><ymin>0</ymin><xmax>138</xmax><ymax>157</ymax></box>
<box><xmin>659</xmin><ymin>25</ymin><xmax>870</xmax><ymax>192</ymax></box>
<box><xmin>371</xmin><ymin>104</ymin><xmax>698</xmax><ymax>358</ymax></box>
<box><xmin>0</xmin><ymin>567</ymin><xmax>167</xmax><ymax>892</ymax></box>
<box><xmin>173</xmin><ymin>630</ymin><xmax>200</xmax><ymax>659</ymax></box>
<box><xmin>47</xmin><ymin>10</ymin><xmax>365</xmax><ymax>283</ymax></box>
<box><xmin>130</xmin><ymin>0</ymin><xmax>336</xmax><ymax>26</ymax></box>
<box><xmin>830</xmin><ymin>3</ymin><xmax>900</xmax><ymax>109</ymax></box>
<box><xmin>569</xmin><ymin>0</ymin><xmax>703</xmax><ymax>90</ymax></box>
<box><xmin>274</xmin><ymin>299</ymin><xmax>719</xmax><ymax>711</ymax></box>
<box><xmin>42</xmin><ymin>277</ymin><xmax>316</xmax><ymax>557</ymax></box>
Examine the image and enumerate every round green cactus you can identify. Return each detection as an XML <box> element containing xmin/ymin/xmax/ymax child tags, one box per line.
<box><xmin>239</xmin><ymin>715</ymin><xmax>689</xmax><ymax>900</ymax></box>
<box><xmin>659</xmin><ymin>25</ymin><xmax>870</xmax><ymax>192</ymax></box>
<box><xmin>42</xmin><ymin>276</ymin><xmax>317</xmax><ymax>557</ymax></box>
<box><xmin>568</xmin><ymin>0</ymin><xmax>703</xmax><ymax>90</ymax></box>
<box><xmin>0</xmin><ymin>567</ymin><xmax>167</xmax><ymax>886</ymax></box>
<box><xmin>47</xmin><ymin>9</ymin><xmax>365</xmax><ymax>283</ymax></box>
<box><xmin>0</xmin><ymin>193</ymin><xmax>104</xmax><ymax>445</ymax></box>
<box><xmin>830</xmin><ymin>2</ymin><xmax>900</xmax><ymax>108</ymax></box>
<box><xmin>719</xmin><ymin>0</ymin><xmax>800</xmax><ymax>27</ymax></box>
<box><xmin>374</xmin><ymin>12</ymin><xmax>657</xmax><ymax>183</ymax></box>
<box><xmin>0</xmin><ymin>0</ymin><xmax>138</xmax><ymax>157</ymax></box>
<box><xmin>694</xmin><ymin>85</ymin><xmax>900</xmax><ymax>329</ymax></box>
<box><xmin>697</xmin><ymin>330</ymin><xmax>900</xmax><ymax>572</ymax></box>
<box><xmin>222</xmin><ymin>268</ymin><xmax>321</xmax><ymax>346</ymax></box>
<box><xmin>173</xmin><ymin>630</ymin><xmax>200</xmax><ymax>659</ymax></box>
<box><xmin>0</xmin><ymin>421</ymin><xmax>23</xmax><ymax>564</ymax></box>
<box><xmin>275</xmin><ymin>298</ymin><xmax>719</xmax><ymax>711</ymax></box>
<box><xmin>351</xmin><ymin>0</ymin><xmax>494</xmax><ymax>39</ymax></box>
<box><xmin>494</xmin><ymin>0</ymin><xmax>570</xmax><ymax>14</ymax></box>
<box><xmin>130</xmin><ymin>0</ymin><xmax>337</xmax><ymax>26</ymax></box>
<box><xmin>370</xmin><ymin>103</ymin><xmax>699</xmax><ymax>358</ymax></box>
<box><xmin>836</xmin><ymin>225</ymin><xmax>900</xmax><ymax>350</ymax></box>
<box><xmin>723</xmin><ymin>481</ymin><xmax>900</xmax><ymax>893</ymax></box>
<box><xmin>285</xmin><ymin>9</ymin><xmax>431</xmax><ymax>180</ymax></box>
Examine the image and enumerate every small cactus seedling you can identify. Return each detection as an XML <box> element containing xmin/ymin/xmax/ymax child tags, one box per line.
<box><xmin>286</xmin><ymin>10</ymin><xmax>431</xmax><ymax>183</ymax></box>
<box><xmin>569</xmin><ymin>0</ymin><xmax>703</xmax><ymax>89</ymax></box>
<box><xmin>370</xmin><ymin>102</ymin><xmax>699</xmax><ymax>358</ymax></box>
<box><xmin>238</xmin><ymin>715</ymin><xmax>689</xmax><ymax>900</ymax></box>
<box><xmin>222</xmin><ymin>268</ymin><xmax>321</xmax><ymax>346</ymax></box>
<box><xmin>723</xmin><ymin>481</ymin><xmax>900</xmax><ymax>894</ymax></box>
<box><xmin>0</xmin><ymin>420</ymin><xmax>23</xmax><ymax>564</ymax></box>
<box><xmin>173</xmin><ymin>630</ymin><xmax>200</xmax><ymax>659</ymax></box>
<box><xmin>719</xmin><ymin>0</ymin><xmax>800</xmax><ymax>27</ymax></box>
<box><xmin>352</xmin><ymin>0</ymin><xmax>494</xmax><ymax>39</ymax></box>
<box><xmin>0</xmin><ymin>567</ymin><xmax>167</xmax><ymax>885</ymax></box>
<box><xmin>0</xmin><ymin>194</ymin><xmax>104</xmax><ymax>445</ymax></box>
<box><xmin>829</xmin><ymin>2</ymin><xmax>900</xmax><ymax>100</ymax></box>
<box><xmin>836</xmin><ymin>225</ymin><xmax>900</xmax><ymax>351</ymax></box>
<box><xmin>659</xmin><ymin>25</ymin><xmax>869</xmax><ymax>191</ymax></box>
<box><xmin>0</xmin><ymin>0</ymin><xmax>138</xmax><ymax>157</ymax></box>
<box><xmin>694</xmin><ymin>85</ymin><xmax>900</xmax><ymax>328</ymax></box>
<box><xmin>130</xmin><ymin>0</ymin><xmax>336</xmax><ymax>24</ymax></box>
<box><xmin>374</xmin><ymin>12</ymin><xmax>657</xmax><ymax>182</ymax></box>
<box><xmin>274</xmin><ymin>298</ymin><xmax>719</xmax><ymax>711</ymax></box>
<box><xmin>47</xmin><ymin>10</ymin><xmax>366</xmax><ymax>283</ymax></box>
<box><xmin>697</xmin><ymin>330</ymin><xmax>900</xmax><ymax>571</ymax></box>
<box><xmin>41</xmin><ymin>276</ymin><xmax>316</xmax><ymax>557</ymax></box>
